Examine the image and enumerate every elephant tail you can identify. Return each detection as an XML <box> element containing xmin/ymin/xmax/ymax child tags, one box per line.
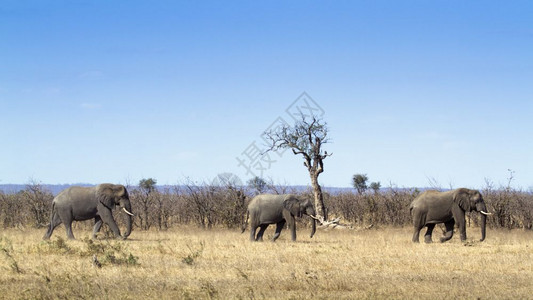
<box><xmin>241</xmin><ymin>210</ymin><xmax>249</xmax><ymax>233</ymax></box>
<box><xmin>42</xmin><ymin>201</ymin><xmax>57</xmax><ymax>240</ymax></box>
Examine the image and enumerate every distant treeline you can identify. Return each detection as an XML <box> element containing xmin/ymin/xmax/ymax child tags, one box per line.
<box><xmin>0</xmin><ymin>184</ymin><xmax>95</xmax><ymax>195</ymax></box>
<box><xmin>0</xmin><ymin>184</ymin><xmax>355</xmax><ymax>196</ymax></box>
<box><xmin>1</xmin><ymin>182</ymin><xmax>532</xmax><ymax>232</ymax></box>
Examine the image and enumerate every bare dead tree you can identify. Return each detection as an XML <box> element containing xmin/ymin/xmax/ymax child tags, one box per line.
<box><xmin>263</xmin><ymin>114</ymin><xmax>332</xmax><ymax>221</ymax></box>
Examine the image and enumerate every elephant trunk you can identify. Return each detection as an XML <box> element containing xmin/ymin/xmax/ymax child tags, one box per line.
<box><xmin>477</xmin><ymin>202</ymin><xmax>488</xmax><ymax>242</ymax></box>
<box><xmin>479</xmin><ymin>213</ymin><xmax>486</xmax><ymax>242</ymax></box>
<box><xmin>306</xmin><ymin>206</ymin><xmax>317</xmax><ymax>238</ymax></box>
<box><xmin>121</xmin><ymin>201</ymin><xmax>133</xmax><ymax>238</ymax></box>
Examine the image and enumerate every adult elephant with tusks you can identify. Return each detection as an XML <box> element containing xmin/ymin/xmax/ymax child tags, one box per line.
<box><xmin>242</xmin><ymin>194</ymin><xmax>317</xmax><ymax>242</ymax></box>
<box><xmin>410</xmin><ymin>188</ymin><xmax>491</xmax><ymax>243</ymax></box>
<box><xmin>43</xmin><ymin>184</ymin><xmax>134</xmax><ymax>240</ymax></box>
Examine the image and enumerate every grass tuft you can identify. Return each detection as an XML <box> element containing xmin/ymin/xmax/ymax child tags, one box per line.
<box><xmin>0</xmin><ymin>236</ymin><xmax>21</xmax><ymax>273</ymax></box>
<box><xmin>81</xmin><ymin>238</ymin><xmax>139</xmax><ymax>266</ymax></box>
<box><xmin>182</xmin><ymin>241</ymin><xmax>205</xmax><ymax>266</ymax></box>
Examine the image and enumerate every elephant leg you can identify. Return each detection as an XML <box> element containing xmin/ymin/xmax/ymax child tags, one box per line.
<box><xmin>288</xmin><ymin>218</ymin><xmax>297</xmax><ymax>241</ymax></box>
<box><xmin>272</xmin><ymin>220</ymin><xmax>286</xmax><ymax>242</ymax></box>
<box><xmin>98</xmin><ymin>208</ymin><xmax>122</xmax><ymax>239</ymax></box>
<box><xmin>92</xmin><ymin>216</ymin><xmax>103</xmax><ymax>239</ymax></box>
<box><xmin>452</xmin><ymin>206</ymin><xmax>467</xmax><ymax>241</ymax></box>
<box><xmin>458</xmin><ymin>218</ymin><xmax>467</xmax><ymax>241</ymax></box>
<box><xmin>424</xmin><ymin>224</ymin><xmax>435</xmax><ymax>243</ymax></box>
<box><xmin>440</xmin><ymin>219</ymin><xmax>455</xmax><ymax>243</ymax></box>
<box><xmin>256</xmin><ymin>224</ymin><xmax>269</xmax><ymax>241</ymax></box>
<box><xmin>250</xmin><ymin>225</ymin><xmax>258</xmax><ymax>241</ymax></box>
<box><xmin>411</xmin><ymin>212</ymin><xmax>425</xmax><ymax>243</ymax></box>
<box><xmin>412</xmin><ymin>225</ymin><xmax>423</xmax><ymax>243</ymax></box>
<box><xmin>57</xmin><ymin>210</ymin><xmax>76</xmax><ymax>240</ymax></box>
<box><xmin>64</xmin><ymin>221</ymin><xmax>75</xmax><ymax>240</ymax></box>
<box><xmin>43</xmin><ymin>212</ymin><xmax>62</xmax><ymax>240</ymax></box>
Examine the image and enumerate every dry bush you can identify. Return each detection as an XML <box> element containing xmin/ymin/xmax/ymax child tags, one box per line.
<box><xmin>482</xmin><ymin>187</ymin><xmax>533</xmax><ymax>230</ymax></box>
<box><xmin>0</xmin><ymin>183</ymin><xmax>53</xmax><ymax>229</ymax></box>
<box><xmin>21</xmin><ymin>182</ymin><xmax>54</xmax><ymax>228</ymax></box>
<box><xmin>0</xmin><ymin>192</ymin><xmax>26</xmax><ymax>228</ymax></box>
<box><xmin>326</xmin><ymin>188</ymin><xmax>415</xmax><ymax>227</ymax></box>
<box><xmin>2</xmin><ymin>182</ymin><xmax>533</xmax><ymax>232</ymax></box>
<box><xmin>127</xmin><ymin>183</ymin><xmax>247</xmax><ymax>230</ymax></box>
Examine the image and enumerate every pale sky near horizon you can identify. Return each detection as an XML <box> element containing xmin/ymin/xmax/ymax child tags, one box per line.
<box><xmin>1</xmin><ymin>1</ymin><xmax>532</xmax><ymax>189</ymax></box>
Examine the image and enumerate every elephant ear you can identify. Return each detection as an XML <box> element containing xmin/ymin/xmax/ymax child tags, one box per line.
<box><xmin>453</xmin><ymin>188</ymin><xmax>472</xmax><ymax>212</ymax></box>
<box><xmin>283</xmin><ymin>196</ymin><xmax>302</xmax><ymax>217</ymax></box>
<box><xmin>114</xmin><ymin>185</ymin><xmax>128</xmax><ymax>198</ymax></box>
<box><xmin>97</xmin><ymin>184</ymin><xmax>116</xmax><ymax>209</ymax></box>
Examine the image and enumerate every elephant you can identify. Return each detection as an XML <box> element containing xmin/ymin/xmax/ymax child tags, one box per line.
<box><xmin>410</xmin><ymin>188</ymin><xmax>491</xmax><ymax>243</ymax></box>
<box><xmin>43</xmin><ymin>184</ymin><xmax>134</xmax><ymax>240</ymax></box>
<box><xmin>242</xmin><ymin>194</ymin><xmax>317</xmax><ymax>242</ymax></box>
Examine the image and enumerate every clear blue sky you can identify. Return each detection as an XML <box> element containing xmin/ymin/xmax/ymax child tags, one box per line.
<box><xmin>1</xmin><ymin>1</ymin><xmax>532</xmax><ymax>189</ymax></box>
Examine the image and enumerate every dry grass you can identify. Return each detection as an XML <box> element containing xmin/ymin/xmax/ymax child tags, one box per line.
<box><xmin>1</xmin><ymin>226</ymin><xmax>532</xmax><ymax>299</ymax></box>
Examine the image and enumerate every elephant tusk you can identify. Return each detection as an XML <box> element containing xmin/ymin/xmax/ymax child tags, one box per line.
<box><xmin>480</xmin><ymin>211</ymin><xmax>492</xmax><ymax>216</ymax></box>
<box><xmin>122</xmin><ymin>207</ymin><xmax>134</xmax><ymax>216</ymax></box>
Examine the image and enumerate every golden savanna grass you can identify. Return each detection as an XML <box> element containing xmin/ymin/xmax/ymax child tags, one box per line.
<box><xmin>1</xmin><ymin>226</ymin><xmax>532</xmax><ymax>299</ymax></box>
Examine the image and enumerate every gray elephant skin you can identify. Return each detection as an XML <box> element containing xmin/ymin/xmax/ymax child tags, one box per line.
<box><xmin>242</xmin><ymin>194</ymin><xmax>317</xmax><ymax>242</ymax></box>
<box><xmin>43</xmin><ymin>184</ymin><xmax>134</xmax><ymax>240</ymax></box>
<box><xmin>410</xmin><ymin>188</ymin><xmax>491</xmax><ymax>243</ymax></box>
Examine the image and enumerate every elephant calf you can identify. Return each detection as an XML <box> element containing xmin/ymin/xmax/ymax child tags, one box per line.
<box><xmin>410</xmin><ymin>188</ymin><xmax>491</xmax><ymax>243</ymax></box>
<box><xmin>43</xmin><ymin>184</ymin><xmax>134</xmax><ymax>240</ymax></box>
<box><xmin>242</xmin><ymin>194</ymin><xmax>317</xmax><ymax>242</ymax></box>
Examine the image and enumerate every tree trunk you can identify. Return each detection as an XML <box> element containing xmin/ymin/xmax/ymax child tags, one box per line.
<box><xmin>310</xmin><ymin>173</ymin><xmax>327</xmax><ymax>221</ymax></box>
